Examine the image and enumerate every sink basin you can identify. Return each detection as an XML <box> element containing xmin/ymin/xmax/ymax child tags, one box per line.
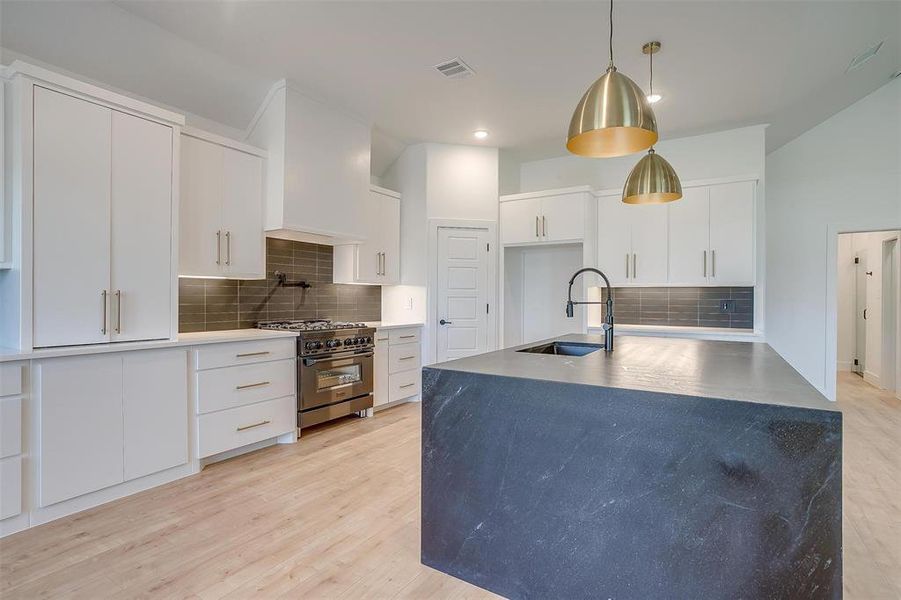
<box><xmin>516</xmin><ymin>341</ymin><xmax>604</xmax><ymax>357</ymax></box>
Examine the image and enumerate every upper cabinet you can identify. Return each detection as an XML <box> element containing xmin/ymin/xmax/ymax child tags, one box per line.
<box><xmin>246</xmin><ymin>81</ymin><xmax>370</xmax><ymax>244</ymax></box>
<box><xmin>596</xmin><ymin>178</ymin><xmax>756</xmax><ymax>287</ymax></box>
<box><xmin>0</xmin><ymin>79</ymin><xmax>8</xmax><ymax>270</ymax></box>
<box><xmin>333</xmin><ymin>186</ymin><xmax>401</xmax><ymax>285</ymax></box>
<box><xmin>179</xmin><ymin>131</ymin><xmax>265</xmax><ymax>280</ymax></box>
<box><xmin>500</xmin><ymin>188</ymin><xmax>593</xmax><ymax>245</ymax></box>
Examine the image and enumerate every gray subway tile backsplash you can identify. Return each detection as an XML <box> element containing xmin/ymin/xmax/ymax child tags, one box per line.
<box><xmin>178</xmin><ymin>238</ymin><xmax>381</xmax><ymax>333</ymax></box>
<box><xmin>601</xmin><ymin>286</ymin><xmax>754</xmax><ymax>329</ymax></box>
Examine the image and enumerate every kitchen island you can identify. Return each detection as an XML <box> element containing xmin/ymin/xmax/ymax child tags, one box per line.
<box><xmin>421</xmin><ymin>335</ymin><xmax>841</xmax><ymax>599</ymax></box>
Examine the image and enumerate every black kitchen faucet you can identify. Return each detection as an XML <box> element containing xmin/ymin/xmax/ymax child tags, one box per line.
<box><xmin>565</xmin><ymin>267</ymin><xmax>614</xmax><ymax>352</ymax></box>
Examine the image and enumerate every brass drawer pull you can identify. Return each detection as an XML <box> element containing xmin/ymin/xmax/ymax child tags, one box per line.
<box><xmin>236</xmin><ymin>381</ymin><xmax>270</xmax><ymax>390</ymax></box>
<box><xmin>399</xmin><ymin>335</ymin><xmax>416</xmax><ymax>339</ymax></box>
<box><xmin>399</xmin><ymin>383</ymin><xmax>415</xmax><ymax>389</ymax></box>
<box><xmin>236</xmin><ymin>420</ymin><xmax>270</xmax><ymax>432</ymax></box>
<box><xmin>399</xmin><ymin>356</ymin><xmax>415</xmax><ymax>361</ymax></box>
<box><xmin>236</xmin><ymin>351</ymin><xmax>271</xmax><ymax>358</ymax></box>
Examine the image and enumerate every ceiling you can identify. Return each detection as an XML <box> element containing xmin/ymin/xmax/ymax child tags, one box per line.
<box><xmin>2</xmin><ymin>1</ymin><xmax>899</xmax><ymax>173</ymax></box>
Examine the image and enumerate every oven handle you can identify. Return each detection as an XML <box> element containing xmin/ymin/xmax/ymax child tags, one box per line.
<box><xmin>303</xmin><ymin>351</ymin><xmax>374</xmax><ymax>366</ymax></box>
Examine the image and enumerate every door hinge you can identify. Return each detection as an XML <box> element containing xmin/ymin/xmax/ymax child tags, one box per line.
<box><xmin>854</xmin><ymin>257</ymin><xmax>860</xmax><ymax>264</ymax></box>
<box><xmin>853</xmin><ymin>358</ymin><xmax>859</xmax><ymax>366</ymax></box>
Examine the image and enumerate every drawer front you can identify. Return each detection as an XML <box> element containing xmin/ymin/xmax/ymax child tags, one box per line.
<box><xmin>0</xmin><ymin>364</ymin><xmax>23</xmax><ymax>397</ymax></box>
<box><xmin>388</xmin><ymin>328</ymin><xmax>421</xmax><ymax>345</ymax></box>
<box><xmin>194</xmin><ymin>339</ymin><xmax>296</xmax><ymax>371</ymax></box>
<box><xmin>197</xmin><ymin>395</ymin><xmax>295</xmax><ymax>458</ymax></box>
<box><xmin>389</xmin><ymin>369</ymin><xmax>421</xmax><ymax>403</ymax></box>
<box><xmin>0</xmin><ymin>397</ymin><xmax>22</xmax><ymax>459</ymax></box>
<box><xmin>196</xmin><ymin>359</ymin><xmax>296</xmax><ymax>414</ymax></box>
<box><xmin>0</xmin><ymin>455</ymin><xmax>22</xmax><ymax>520</ymax></box>
<box><xmin>389</xmin><ymin>342</ymin><xmax>421</xmax><ymax>374</ymax></box>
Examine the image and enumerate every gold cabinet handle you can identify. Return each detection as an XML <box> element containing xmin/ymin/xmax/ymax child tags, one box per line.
<box><xmin>216</xmin><ymin>230</ymin><xmax>222</xmax><ymax>265</ymax></box>
<box><xmin>114</xmin><ymin>290</ymin><xmax>122</xmax><ymax>334</ymax></box>
<box><xmin>236</xmin><ymin>420</ymin><xmax>270</xmax><ymax>432</ymax></box>
<box><xmin>542</xmin><ymin>215</ymin><xmax>547</xmax><ymax>237</ymax></box>
<box><xmin>225</xmin><ymin>231</ymin><xmax>231</xmax><ymax>266</ymax></box>
<box><xmin>399</xmin><ymin>334</ymin><xmax>416</xmax><ymax>339</ymax></box>
<box><xmin>399</xmin><ymin>356</ymin><xmax>415</xmax><ymax>361</ymax></box>
<box><xmin>236</xmin><ymin>351</ymin><xmax>270</xmax><ymax>358</ymax></box>
<box><xmin>711</xmin><ymin>249</ymin><xmax>716</xmax><ymax>278</ymax></box>
<box><xmin>101</xmin><ymin>290</ymin><xmax>108</xmax><ymax>335</ymax></box>
<box><xmin>703</xmin><ymin>250</ymin><xmax>708</xmax><ymax>277</ymax></box>
<box><xmin>399</xmin><ymin>383</ymin><xmax>415</xmax><ymax>388</ymax></box>
<box><xmin>535</xmin><ymin>216</ymin><xmax>540</xmax><ymax>237</ymax></box>
<box><xmin>632</xmin><ymin>253</ymin><xmax>637</xmax><ymax>280</ymax></box>
<box><xmin>236</xmin><ymin>381</ymin><xmax>270</xmax><ymax>390</ymax></box>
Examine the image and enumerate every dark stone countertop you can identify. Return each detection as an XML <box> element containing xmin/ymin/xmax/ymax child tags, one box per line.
<box><xmin>427</xmin><ymin>334</ymin><xmax>835</xmax><ymax>412</ymax></box>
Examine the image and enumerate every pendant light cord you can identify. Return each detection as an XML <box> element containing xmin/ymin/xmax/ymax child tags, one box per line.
<box><xmin>608</xmin><ymin>0</ymin><xmax>614</xmax><ymax>69</ymax></box>
<box><xmin>649</xmin><ymin>45</ymin><xmax>654</xmax><ymax>95</ymax></box>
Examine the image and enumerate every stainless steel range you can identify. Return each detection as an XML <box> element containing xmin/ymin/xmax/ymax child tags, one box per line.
<box><xmin>257</xmin><ymin>320</ymin><xmax>376</xmax><ymax>428</ymax></box>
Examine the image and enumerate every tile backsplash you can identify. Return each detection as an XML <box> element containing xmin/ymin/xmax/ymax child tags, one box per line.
<box><xmin>599</xmin><ymin>287</ymin><xmax>754</xmax><ymax>329</ymax></box>
<box><xmin>178</xmin><ymin>238</ymin><xmax>381</xmax><ymax>332</ymax></box>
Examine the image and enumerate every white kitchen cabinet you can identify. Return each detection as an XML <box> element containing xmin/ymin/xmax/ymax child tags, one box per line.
<box><xmin>668</xmin><ymin>181</ymin><xmax>755</xmax><ymax>286</ymax></box>
<box><xmin>500</xmin><ymin>188</ymin><xmax>592</xmax><ymax>246</ymax></box>
<box><xmin>123</xmin><ymin>350</ymin><xmax>188</xmax><ymax>481</ymax></box>
<box><xmin>373</xmin><ymin>326</ymin><xmax>422</xmax><ymax>410</ymax></box>
<box><xmin>32</xmin><ymin>85</ymin><xmax>175</xmax><ymax>348</ymax></box>
<box><xmin>38</xmin><ymin>349</ymin><xmax>188</xmax><ymax>507</ymax></box>
<box><xmin>597</xmin><ymin>194</ymin><xmax>668</xmax><ymax>285</ymax></box>
<box><xmin>373</xmin><ymin>332</ymin><xmax>390</xmax><ymax>407</ymax></box>
<box><xmin>0</xmin><ymin>79</ymin><xmax>9</xmax><ymax>270</ymax></box>
<box><xmin>333</xmin><ymin>186</ymin><xmax>401</xmax><ymax>285</ymax></box>
<box><xmin>179</xmin><ymin>131</ymin><xmax>265</xmax><ymax>279</ymax></box>
<box><xmin>0</xmin><ymin>361</ymin><xmax>23</xmax><ymax>523</ymax></box>
<box><xmin>708</xmin><ymin>181</ymin><xmax>755</xmax><ymax>285</ymax></box>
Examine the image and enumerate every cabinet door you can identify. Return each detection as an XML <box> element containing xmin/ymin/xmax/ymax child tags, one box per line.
<box><xmin>355</xmin><ymin>190</ymin><xmax>382</xmax><ymax>283</ymax></box>
<box><xmin>541</xmin><ymin>193</ymin><xmax>586</xmax><ymax>242</ymax></box>
<box><xmin>596</xmin><ymin>195</ymin><xmax>631</xmax><ymax>285</ymax></box>
<box><xmin>668</xmin><ymin>187</ymin><xmax>710</xmax><ymax>285</ymax></box>
<box><xmin>709</xmin><ymin>181</ymin><xmax>755</xmax><ymax>285</ymax></box>
<box><xmin>373</xmin><ymin>334</ymin><xmax>390</xmax><ymax>406</ymax></box>
<box><xmin>179</xmin><ymin>135</ymin><xmax>223</xmax><ymax>277</ymax></box>
<box><xmin>629</xmin><ymin>204</ymin><xmax>668</xmax><ymax>285</ymax></box>
<box><xmin>380</xmin><ymin>194</ymin><xmax>401</xmax><ymax>284</ymax></box>
<box><xmin>123</xmin><ymin>350</ymin><xmax>187</xmax><ymax>481</ymax></box>
<box><xmin>222</xmin><ymin>148</ymin><xmax>265</xmax><ymax>279</ymax></box>
<box><xmin>111</xmin><ymin>111</ymin><xmax>173</xmax><ymax>342</ymax></box>
<box><xmin>500</xmin><ymin>198</ymin><xmax>541</xmax><ymax>245</ymax></box>
<box><xmin>39</xmin><ymin>355</ymin><xmax>124</xmax><ymax>506</ymax></box>
<box><xmin>33</xmin><ymin>86</ymin><xmax>112</xmax><ymax>347</ymax></box>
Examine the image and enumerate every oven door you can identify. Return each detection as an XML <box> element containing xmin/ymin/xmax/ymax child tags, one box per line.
<box><xmin>300</xmin><ymin>350</ymin><xmax>373</xmax><ymax>410</ymax></box>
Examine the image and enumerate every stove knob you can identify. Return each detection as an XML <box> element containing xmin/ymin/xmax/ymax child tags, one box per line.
<box><xmin>357</xmin><ymin>337</ymin><xmax>367</xmax><ymax>345</ymax></box>
<box><xmin>305</xmin><ymin>341</ymin><xmax>318</xmax><ymax>351</ymax></box>
<box><xmin>326</xmin><ymin>339</ymin><xmax>341</xmax><ymax>349</ymax></box>
<box><xmin>365</xmin><ymin>336</ymin><xmax>373</xmax><ymax>344</ymax></box>
<box><xmin>343</xmin><ymin>338</ymin><xmax>353</xmax><ymax>346</ymax></box>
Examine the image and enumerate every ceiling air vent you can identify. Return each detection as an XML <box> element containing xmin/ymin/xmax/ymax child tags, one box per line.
<box><xmin>434</xmin><ymin>57</ymin><xmax>475</xmax><ymax>79</ymax></box>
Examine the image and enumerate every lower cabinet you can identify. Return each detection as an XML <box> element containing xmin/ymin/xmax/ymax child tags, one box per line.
<box><xmin>37</xmin><ymin>349</ymin><xmax>188</xmax><ymax>507</ymax></box>
<box><xmin>374</xmin><ymin>326</ymin><xmax>422</xmax><ymax>408</ymax></box>
<box><xmin>0</xmin><ymin>363</ymin><xmax>24</xmax><ymax>523</ymax></box>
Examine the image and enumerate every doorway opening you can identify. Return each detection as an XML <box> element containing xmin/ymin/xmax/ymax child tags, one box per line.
<box><xmin>837</xmin><ymin>230</ymin><xmax>900</xmax><ymax>393</ymax></box>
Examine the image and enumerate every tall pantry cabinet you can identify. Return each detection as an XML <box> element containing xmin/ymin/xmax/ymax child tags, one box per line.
<box><xmin>5</xmin><ymin>64</ymin><xmax>183</xmax><ymax>349</ymax></box>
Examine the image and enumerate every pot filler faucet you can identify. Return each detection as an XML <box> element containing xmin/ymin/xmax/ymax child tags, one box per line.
<box><xmin>565</xmin><ymin>267</ymin><xmax>614</xmax><ymax>352</ymax></box>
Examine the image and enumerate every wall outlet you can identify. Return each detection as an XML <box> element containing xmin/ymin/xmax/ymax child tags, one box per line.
<box><xmin>720</xmin><ymin>300</ymin><xmax>736</xmax><ymax>314</ymax></box>
<box><xmin>405</xmin><ymin>297</ymin><xmax>414</xmax><ymax>310</ymax></box>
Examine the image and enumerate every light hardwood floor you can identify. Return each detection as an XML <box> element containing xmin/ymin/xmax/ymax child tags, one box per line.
<box><xmin>1</xmin><ymin>374</ymin><xmax>898</xmax><ymax>599</ymax></box>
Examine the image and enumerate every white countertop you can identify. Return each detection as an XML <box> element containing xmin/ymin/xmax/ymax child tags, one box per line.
<box><xmin>0</xmin><ymin>329</ymin><xmax>298</xmax><ymax>363</ymax></box>
<box><xmin>364</xmin><ymin>321</ymin><xmax>425</xmax><ymax>330</ymax></box>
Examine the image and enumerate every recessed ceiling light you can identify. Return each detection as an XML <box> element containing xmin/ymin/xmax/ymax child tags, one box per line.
<box><xmin>647</xmin><ymin>93</ymin><xmax>662</xmax><ymax>104</ymax></box>
<box><xmin>473</xmin><ymin>130</ymin><xmax>489</xmax><ymax>140</ymax></box>
<box><xmin>846</xmin><ymin>40</ymin><xmax>884</xmax><ymax>72</ymax></box>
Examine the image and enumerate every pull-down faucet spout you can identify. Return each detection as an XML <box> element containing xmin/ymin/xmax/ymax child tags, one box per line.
<box><xmin>566</xmin><ymin>267</ymin><xmax>614</xmax><ymax>352</ymax></box>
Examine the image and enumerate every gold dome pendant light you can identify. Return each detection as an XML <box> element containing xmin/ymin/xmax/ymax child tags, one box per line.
<box><xmin>567</xmin><ymin>0</ymin><xmax>658</xmax><ymax>157</ymax></box>
<box><xmin>622</xmin><ymin>41</ymin><xmax>682</xmax><ymax>204</ymax></box>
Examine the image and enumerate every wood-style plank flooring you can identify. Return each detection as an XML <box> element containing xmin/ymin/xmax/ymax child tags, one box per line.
<box><xmin>1</xmin><ymin>374</ymin><xmax>898</xmax><ymax>599</ymax></box>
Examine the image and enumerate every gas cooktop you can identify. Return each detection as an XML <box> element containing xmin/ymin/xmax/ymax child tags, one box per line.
<box><xmin>256</xmin><ymin>319</ymin><xmax>368</xmax><ymax>332</ymax></box>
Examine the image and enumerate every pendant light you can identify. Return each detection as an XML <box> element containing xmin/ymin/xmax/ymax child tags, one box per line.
<box><xmin>567</xmin><ymin>0</ymin><xmax>658</xmax><ymax>158</ymax></box>
<box><xmin>622</xmin><ymin>42</ymin><xmax>682</xmax><ymax>204</ymax></box>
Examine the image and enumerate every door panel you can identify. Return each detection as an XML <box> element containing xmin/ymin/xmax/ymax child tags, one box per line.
<box><xmin>541</xmin><ymin>193</ymin><xmax>586</xmax><ymax>242</ymax></box>
<box><xmin>500</xmin><ymin>199</ymin><xmax>541</xmax><ymax>245</ymax></box>
<box><xmin>437</xmin><ymin>228</ymin><xmax>490</xmax><ymax>361</ymax></box>
<box><xmin>708</xmin><ymin>181</ymin><xmax>755</xmax><ymax>285</ymax></box>
<box><xmin>629</xmin><ymin>204</ymin><xmax>669</xmax><ymax>285</ymax></box>
<box><xmin>39</xmin><ymin>355</ymin><xmax>124</xmax><ymax>506</ymax></box>
<box><xmin>596</xmin><ymin>195</ymin><xmax>631</xmax><ymax>285</ymax></box>
<box><xmin>222</xmin><ymin>148</ymin><xmax>265</xmax><ymax>278</ymax></box>
<box><xmin>33</xmin><ymin>86</ymin><xmax>112</xmax><ymax>347</ymax></box>
<box><xmin>668</xmin><ymin>187</ymin><xmax>710</xmax><ymax>285</ymax></box>
<box><xmin>123</xmin><ymin>350</ymin><xmax>187</xmax><ymax>481</ymax></box>
<box><xmin>179</xmin><ymin>135</ymin><xmax>223</xmax><ymax>276</ymax></box>
<box><xmin>111</xmin><ymin>111</ymin><xmax>173</xmax><ymax>342</ymax></box>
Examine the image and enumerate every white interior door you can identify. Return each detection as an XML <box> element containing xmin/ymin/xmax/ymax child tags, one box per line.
<box><xmin>33</xmin><ymin>86</ymin><xmax>112</xmax><ymax>347</ymax></box>
<box><xmin>437</xmin><ymin>228</ymin><xmax>490</xmax><ymax>362</ymax></box>
<box><xmin>596</xmin><ymin>195</ymin><xmax>631</xmax><ymax>285</ymax></box>
<box><xmin>668</xmin><ymin>186</ymin><xmax>710</xmax><ymax>285</ymax></box>
<box><xmin>179</xmin><ymin>135</ymin><xmax>223</xmax><ymax>276</ymax></box>
<box><xmin>709</xmin><ymin>181</ymin><xmax>755</xmax><ymax>285</ymax></box>
<box><xmin>629</xmin><ymin>204</ymin><xmax>669</xmax><ymax>285</ymax></box>
<box><xmin>222</xmin><ymin>148</ymin><xmax>265</xmax><ymax>279</ymax></box>
<box><xmin>110</xmin><ymin>111</ymin><xmax>173</xmax><ymax>342</ymax></box>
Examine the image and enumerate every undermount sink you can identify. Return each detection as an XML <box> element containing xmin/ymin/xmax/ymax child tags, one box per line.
<box><xmin>516</xmin><ymin>341</ymin><xmax>604</xmax><ymax>357</ymax></box>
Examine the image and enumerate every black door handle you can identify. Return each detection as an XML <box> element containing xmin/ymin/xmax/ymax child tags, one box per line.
<box><xmin>439</xmin><ymin>319</ymin><xmax>452</xmax><ymax>325</ymax></box>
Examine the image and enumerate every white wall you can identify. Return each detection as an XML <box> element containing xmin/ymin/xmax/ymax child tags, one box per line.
<box><xmin>426</xmin><ymin>144</ymin><xmax>499</xmax><ymax>221</ymax></box>
<box><xmin>766</xmin><ymin>78</ymin><xmax>901</xmax><ymax>400</ymax></box>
